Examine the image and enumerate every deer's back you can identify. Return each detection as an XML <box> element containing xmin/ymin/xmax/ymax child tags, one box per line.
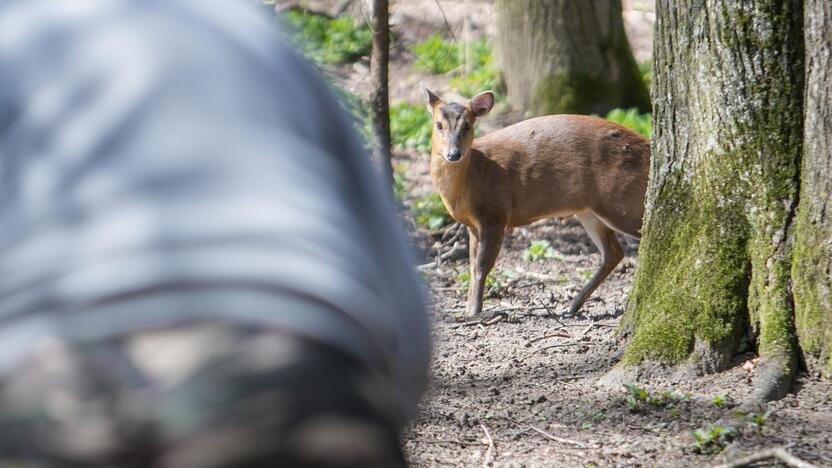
<box><xmin>471</xmin><ymin>115</ymin><xmax>650</xmax><ymax>230</ymax></box>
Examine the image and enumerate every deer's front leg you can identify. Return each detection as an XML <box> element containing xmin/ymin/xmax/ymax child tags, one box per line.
<box><xmin>466</xmin><ymin>226</ymin><xmax>479</xmax><ymax>311</ymax></box>
<box><xmin>466</xmin><ymin>224</ymin><xmax>504</xmax><ymax>317</ymax></box>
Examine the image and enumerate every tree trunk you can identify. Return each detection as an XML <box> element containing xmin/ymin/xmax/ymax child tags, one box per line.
<box><xmin>494</xmin><ymin>0</ymin><xmax>649</xmax><ymax>116</ymax></box>
<box><xmin>607</xmin><ymin>0</ymin><xmax>804</xmax><ymax>403</ymax></box>
<box><xmin>793</xmin><ymin>0</ymin><xmax>832</xmax><ymax>378</ymax></box>
<box><xmin>369</xmin><ymin>0</ymin><xmax>392</xmax><ymax>186</ymax></box>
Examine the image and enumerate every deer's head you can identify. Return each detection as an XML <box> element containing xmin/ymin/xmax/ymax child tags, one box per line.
<box><xmin>424</xmin><ymin>89</ymin><xmax>494</xmax><ymax>163</ymax></box>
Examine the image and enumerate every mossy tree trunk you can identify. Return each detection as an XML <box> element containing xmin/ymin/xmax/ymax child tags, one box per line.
<box><xmin>611</xmin><ymin>0</ymin><xmax>804</xmax><ymax>403</ymax></box>
<box><xmin>494</xmin><ymin>0</ymin><xmax>649</xmax><ymax>116</ymax></box>
<box><xmin>793</xmin><ymin>0</ymin><xmax>832</xmax><ymax>378</ymax></box>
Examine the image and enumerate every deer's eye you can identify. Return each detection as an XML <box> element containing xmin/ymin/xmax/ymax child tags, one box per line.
<box><xmin>436</xmin><ymin>122</ymin><xmax>443</xmax><ymax>130</ymax></box>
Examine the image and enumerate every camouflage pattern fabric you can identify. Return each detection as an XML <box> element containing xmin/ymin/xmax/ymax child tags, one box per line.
<box><xmin>0</xmin><ymin>322</ymin><xmax>405</xmax><ymax>468</ymax></box>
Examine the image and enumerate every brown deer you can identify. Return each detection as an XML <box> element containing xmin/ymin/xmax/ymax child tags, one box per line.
<box><xmin>424</xmin><ymin>89</ymin><xmax>650</xmax><ymax>317</ymax></box>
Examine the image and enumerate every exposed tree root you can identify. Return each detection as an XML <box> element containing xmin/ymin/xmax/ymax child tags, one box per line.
<box><xmin>743</xmin><ymin>352</ymin><xmax>797</xmax><ymax>409</ymax></box>
<box><xmin>714</xmin><ymin>447</ymin><xmax>818</xmax><ymax>468</ymax></box>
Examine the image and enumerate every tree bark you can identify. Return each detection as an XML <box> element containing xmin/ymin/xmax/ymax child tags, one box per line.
<box><xmin>369</xmin><ymin>0</ymin><xmax>392</xmax><ymax>186</ymax></box>
<box><xmin>793</xmin><ymin>0</ymin><xmax>832</xmax><ymax>378</ymax></box>
<box><xmin>607</xmin><ymin>0</ymin><xmax>804</xmax><ymax>403</ymax></box>
<box><xmin>494</xmin><ymin>0</ymin><xmax>649</xmax><ymax>116</ymax></box>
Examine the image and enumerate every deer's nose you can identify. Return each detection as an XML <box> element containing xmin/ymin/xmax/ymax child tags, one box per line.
<box><xmin>445</xmin><ymin>149</ymin><xmax>461</xmax><ymax>161</ymax></box>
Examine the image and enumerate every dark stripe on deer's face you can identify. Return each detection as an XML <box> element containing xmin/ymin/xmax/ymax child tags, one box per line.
<box><xmin>440</xmin><ymin>103</ymin><xmax>467</xmax><ymax>162</ymax></box>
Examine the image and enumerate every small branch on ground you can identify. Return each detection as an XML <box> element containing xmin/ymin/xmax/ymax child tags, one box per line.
<box><xmin>578</xmin><ymin>323</ymin><xmax>594</xmax><ymax>338</ymax></box>
<box><xmin>480</xmin><ymin>423</ymin><xmax>495</xmax><ymax>467</ymax></box>
<box><xmin>407</xmin><ymin>438</ymin><xmax>480</xmax><ymax>446</ymax></box>
<box><xmin>527</xmin><ymin>331</ymin><xmax>572</xmax><ymax>345</ymax></box>
<box><xmin>528</xmin><ymin>426</ymin><xmax>588</xmax><ymax>449</ymax></box>
<box><xmin>528</xmin><ymin>342</ymin><xmax>586</xmax><ymax>356</ymax></box>
<box><xmin>450</xmin><ymin>313</ymin><xmax>507</xmax><ymax>328</ymax></box>
<box><xmin>713</xmin><ymin>447</ymin><xmax>818</xmax><ymax>468</ymax></box>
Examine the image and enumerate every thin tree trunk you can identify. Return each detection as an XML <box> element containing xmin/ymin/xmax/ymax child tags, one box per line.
<box><xmin>369</xmin><ymin>0</ymin><xmax>392</xmax><ymax>186</ymax></box>
<box><xmin>606</xmin><ymin>0</ymin><xmax>804</xmax><ymax>403</ymax></box>
<box><xmin>793</xmin><ymin>0</ymin><xmax>832</xmax><ymax>378</ymax></box>
<box><xmin>494</xmin><ymin>0</ymin><xmax>649</xmax><ymax>116</ymax></box>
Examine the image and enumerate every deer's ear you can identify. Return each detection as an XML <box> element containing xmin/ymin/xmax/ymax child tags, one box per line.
<box><xmin>470</xmin><ymin>91</ymin><xmax>494</xmax><ymax>117</ymax></box>
<box><xmin>424</xmin><ymin>88</ymin><xmax>441</xmax><ymax>112</ymax></box>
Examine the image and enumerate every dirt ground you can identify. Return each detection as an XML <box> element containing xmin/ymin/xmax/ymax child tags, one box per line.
<box><xmin>279</xmin><ymin>1</ymin><xmax>832</xmax><ymax>466</ymax></box>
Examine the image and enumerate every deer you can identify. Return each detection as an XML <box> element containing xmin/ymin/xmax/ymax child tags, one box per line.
<box><xmin>424</xmin><ymin>89</ymin><xmax>650</xmax><ymax>317</ymax></box>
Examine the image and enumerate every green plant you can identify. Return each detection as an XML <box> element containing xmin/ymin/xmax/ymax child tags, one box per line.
<box><xmin>413</xmin><ymin>192</ymin><xmax>450</xmax><ymax>229</ymax></box>
<box><xmin>448</xmin><ymin>40</ymin><xmax>503</xmax><ymax>100</ymax></box>
<box><xmin>456</xmin><ymin>270</ymin><xmax>502</xmax><ymax>295</ymax></box>
<box><xmin>604</xmin><ymin>108</ymin><xmax>652</xmax><ymax>139</ymax></box>
<box><xmin>523</xmin><ymin>240</ymin><xmax>560</xmax><ymax>262</ymax></box>
<box><xmin>411</xmin><ymin>33</ymin><xmax>460</xmax><ymax>74</ymax></box>
<box><xmin>691</xmin><ymin>425</ymin><xmax>736</xmax><ymax>455</ymax></box>
<box><xmin>580</xmin><ymin>270</ymin><xmax>594</xmax><ymax>280</ymax></box>
<box><xmin>623</xmin><ymin>384</ymin><xmax>675</xmax><ymax>412</ymax></box>
<box><xmin>737</xmin><ymin>410</ymin><xmax>770</xmax><ymax>432</ymax></box>
<box><xmin>282</xmin><ymin>11</ymin><xmax>372</xmax><ymax>64</ymax></box>
<box><xmin>711</xmin><ymin>394</ymin><xmax>728</xmax><ymax>408</ymax></box>
<box><xmin>390</xmin><ymin>102</ymin><xmax>433</xmax><ymax>153</ymax></box>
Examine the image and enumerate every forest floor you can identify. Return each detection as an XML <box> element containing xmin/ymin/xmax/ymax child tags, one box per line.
<box><xmin>278</xmin><ymin>1</ymin><xmax>832</xmax><ymax>466</ymax></box>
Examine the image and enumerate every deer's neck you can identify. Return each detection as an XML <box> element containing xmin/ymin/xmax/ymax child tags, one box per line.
<box><xmin>430</xmin><ymin>151</ymin><xmax>476</xmax><ymax>223</ymax></box>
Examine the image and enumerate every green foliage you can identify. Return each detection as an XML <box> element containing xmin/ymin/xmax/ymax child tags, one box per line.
<box><xmin>523</xmin><ymin>240</ymin><xmax>560</xmax><ymax>262</ymax></box>
<box><xmin>413</xmin><ymin>192</ymin><xmax>450</xmax><ymax>230</ymax></box>
<box><xmin>282</xmin><ymin>11</ymin><xmax>371</xmax><ymax>64</ymax></box>
<box><xmin>604</xmin><ymin>108</ymin><xmax>652</xmax><ymax>139</ymax></box>
<box><xmin>623</xmin><ymin>384</ymin><xmax>676</xmax><ymax>412</ymax></box>
<box><xmin>411</xmin><ymin>33</ymin><xmax>459</xmax><ymax>74</ymax></box>
<box><xmin>691</xmin><ymin>425</ymin><xmax>736</xmax><ymax>454</ymax></box>
<box><xmin>393</xmin><ymin>164</ymin><xmax>408</xmax><ymax>201</ymax></box>
<box><xmin>390</xmin><ymin>102</ymin><xmax>433</xmax><ymax>153</ymax></box>
<box><xmin>456</xmin><ymin>270</ymin><xmax>503</xmax><ymax>295</ymax></box>
<box><xmin>412</xmin><ymin>35</ymin><xmax>503</xmax><ymax>101</ymax></box>
<box><xmin>638</xmin><ymin>60</ymin><xmax>652</xmax><ymax>90</ymax></box>
<box><xmin>448</xmin><ymin>40</ymin><xmax>503</xmax><ymax>100</ymax></box>
<box><xmin>711</xmin><ymin>394</ymin><xmax>729</xmax><ymax>408</ymax></box>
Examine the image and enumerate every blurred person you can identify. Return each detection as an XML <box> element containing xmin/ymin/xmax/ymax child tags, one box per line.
<box><xmin>0</xmin><ymin>0</ymin><xmax>430</xmax><ymax>467</ymax></box>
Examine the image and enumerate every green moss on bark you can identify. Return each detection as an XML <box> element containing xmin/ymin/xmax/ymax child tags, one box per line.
<box><xmin>793</xmin><ymin>212</ymin><xmax>832</xmax><ymax>376</ymax></box>
<box><xmin>621</xmin><ymin>171</ymin><xmax>750</xmax><ymax>368</ymax></box>
<box><xmin>619</xmin><ymin>1</ymin><xmax>803</xmax><ymax>391</ymax></box>
<box><xmin>531</xmin><ymin>63</ymin><xmax>649</xmax><ymax>116</ymax></box>
<box><xmin>532</xmin><ymin>75</ymin><xmax>612</xmax><ymax>116</ymax></box>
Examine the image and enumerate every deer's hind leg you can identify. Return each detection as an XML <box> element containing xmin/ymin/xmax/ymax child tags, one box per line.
<box><xmin>570</xmin><ymin>212</ymin><xmax>624</xmax><ymax>315</ymax></box>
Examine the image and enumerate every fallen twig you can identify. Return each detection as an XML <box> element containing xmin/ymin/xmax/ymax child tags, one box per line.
<box><xmin>578</xmin><ymin>323</ymin><xmax>594</xmax><ymax>338</ymax></box>
<box><xmin>509</xmin><ymin>280</ymin><xmax>546</xmax><ymax>290</ymax></box>
<box><xmin>439</xmin><ymin>240</ymin><xmax>467</xmax><ymax>261</ymax></box>
<box><xmin>480</xmin><ymin>423</ymin><xmax>495</xmax><ymax>467</ymax></box>
<box><xmin>527</xmin><ymin>331</ymin><xmax>572</xmax><ymax>345</ymax></box>
<box><xmin>441</xmin><ymin>222</ymin><xmax>464</xmax><ymax>243</ymax></box>
<box><xmin>407</xmin><ymin>438</ymin><xmax>479</xmax><ymax>446</ymax></box>
<box><xmin>528</xmin><ymin>426</ymin><xmax>587</xmax><ymax>449</ymax></box>
<box><xmin>450</xmin><ymin>313</ymin><xmax>507</xmax><ymax>328</ymax></box>
<box><xmin>528</xmin><ymin>342</ymin><xmax>586</xmax><ymax>355</ymax></box>
<box><xmin>713</xmin><ymin>447</ymin><xmax>818</xmax><ymax>468</ymax></box>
